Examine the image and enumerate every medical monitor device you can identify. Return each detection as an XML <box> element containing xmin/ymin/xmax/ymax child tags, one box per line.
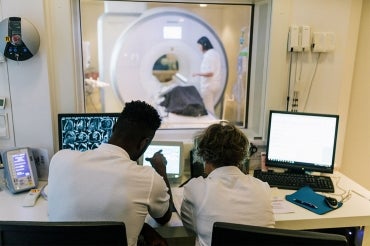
<box><xmin>1</xmin><ymin>147</ymin><xmax>38</xmax><ymax>193</ymax></box>
<box><xmin>211</xmin><ymin>222</ymin><xmax>348</xmax><ymax>246</ymax></box>
<box><xmin>139</xmin><ymin>141</ymin><xmax>184</xmax><ymax>179</ymax></box>
<box><xmin>58</xmin><ymin>113</ymin><xmax>120</xmax><ymax>151</ymax></box>
<box><xmin>266</xmin><ymin>110</ymin><xmax>339</xmax><ymax>174</ymax></box>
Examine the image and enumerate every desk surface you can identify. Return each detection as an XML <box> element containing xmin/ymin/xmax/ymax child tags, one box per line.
<box><xmin>272</xmin><ymin>172</ymin><xmax>370</xmax><ymax>230</ymax></box>
<box><xmin>1</xmin><ymin>171</ymin><xmax>370</xmax><ymax>245</ymax></box>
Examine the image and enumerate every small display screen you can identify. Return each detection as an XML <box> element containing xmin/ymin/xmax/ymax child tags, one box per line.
<box><xmin>163</xmin><ymin>26</ymin><xmax>182</xmax><ymax>39</ymax></box>
<box><xmin>142</xmin><ymin>141</ymin><xmax>183</xmax><ymax>177</ymax></box>
<box><xmin>0</xmin><ymin>98</ymin><xmax>5</xmax><ymax>107</ymax></box>
<box><xmin>11</xmin><ymin>152</ymin><xmax>31</xmax><ymax>179</ymax></box>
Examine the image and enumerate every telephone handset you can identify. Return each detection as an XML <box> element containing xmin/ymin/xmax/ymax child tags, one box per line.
<box><xmin>2</xmin><ymin>147</ymin><xmax>39</xmax><ymax>193</ymax></box>
<box><xmin>4</xmin><ymin>17</ymin><xmax>34</xmax><ymax>61</ymax></box>
<box><xmin>8</xmin><ymin>17</ymin><xmax>22</xmax><ymax>46</ymax></box>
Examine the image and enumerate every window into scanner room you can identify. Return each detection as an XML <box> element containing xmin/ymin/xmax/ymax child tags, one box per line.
<box><xmin>80</xmin><ymin>1</ymin><xmax>254</xmax><ymax>129</ymax></box>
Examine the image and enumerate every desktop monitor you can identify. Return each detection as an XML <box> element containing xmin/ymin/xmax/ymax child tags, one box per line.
<box><xmin>266</xmin><ymin>110</ymin><xmax>339</xmax><ymax>174</ymax></box>
<box><xmin>211</xmin><ymin>222</ymin><xmax>348</xmax><ymax>246</ymax></box>
<box><xmin>139</xmin><ymin>141</ymin><xmax>184</xmax><ymax>179</ymax></box>
<box><xmin>58</xmin><ymin>113</ymin><xmax>120</xmax><ymax>151</ymax></box>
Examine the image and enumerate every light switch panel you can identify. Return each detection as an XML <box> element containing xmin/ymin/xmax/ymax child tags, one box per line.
<box><xmin>0</xmin><ymin>114</ymin><xmax>9</xmax><ymax>138</ymax></box>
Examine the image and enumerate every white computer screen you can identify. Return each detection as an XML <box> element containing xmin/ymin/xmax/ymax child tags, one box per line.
<box><xmin>141</xmin><ymin>141</ymin><xmax>183</xmax><ymax>178</ymax></box>
<box><xmin>266</xmin><ymin>111</ymin><xmax>339</xmax><ymax>173</ymax></box>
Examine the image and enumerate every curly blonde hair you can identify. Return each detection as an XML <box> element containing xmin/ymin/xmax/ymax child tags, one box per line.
<box><xmin>194</xmin><ymin>121</ymin><xmax>249</xmax><ymax>168</ymax></box>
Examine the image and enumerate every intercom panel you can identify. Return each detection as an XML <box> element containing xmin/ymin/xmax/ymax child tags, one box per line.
<box><xmin>2</xmin><ymin>147</ymin><xmax>38</xmax><ymax>193</ymax></box>
<box><xmin>0</xmin><ymin>17</ymin><xmax>40</xmax><ymax>61</ymax></box>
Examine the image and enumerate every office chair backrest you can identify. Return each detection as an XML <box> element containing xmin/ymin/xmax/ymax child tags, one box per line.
<box><xmin>0</xmin><ymin>221</ymin><xmax>127</xmax><ymax>246</ymax></box>
<box><xmin>211</xmin><ymin>222</ymin><xmax>348</xmax><ymax>246</ymax></box>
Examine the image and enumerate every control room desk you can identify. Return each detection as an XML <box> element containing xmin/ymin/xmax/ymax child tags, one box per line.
<box><xmin>1</xmin><ymin>171</ymin><xmax>370</xmax><ymax>246</ymax></box>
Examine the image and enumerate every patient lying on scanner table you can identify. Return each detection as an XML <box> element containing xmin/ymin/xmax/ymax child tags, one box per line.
<box><xmin>153</xmin><ymin>74</ymin><xmax>219</xmax><ymax>128</ymax></box>
<box><xmin>159</xmin><ymin>85</ymin><xmax>208</xmax><ymax>117</ymax></box>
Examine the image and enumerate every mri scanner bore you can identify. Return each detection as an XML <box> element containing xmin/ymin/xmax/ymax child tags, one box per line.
<box><xmin>153</xmin><ymin>53</ymin><xmax>179</xmax><ymax>83</ymax></box>
<box><xmin>81</xmin><ymin>1</ymin><xmax>252</xmax><ymax>128</ymax></box>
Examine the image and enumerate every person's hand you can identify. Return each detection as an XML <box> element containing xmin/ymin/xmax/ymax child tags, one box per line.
<box><xmin>192</xmin><ymin>72</ymin><xmax>198</xmax><ymax>77</ymax></box>
<box><xmin>145</xmin><ymin>150</ymin><xmax>167</xmax><ymax>177</ymax></box>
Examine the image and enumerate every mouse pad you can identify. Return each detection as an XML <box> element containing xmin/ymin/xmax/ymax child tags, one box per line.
<box><xmin>285</xmin><ymin>186</ymin><xmax>343</xmax><ymax>215</ymax></box>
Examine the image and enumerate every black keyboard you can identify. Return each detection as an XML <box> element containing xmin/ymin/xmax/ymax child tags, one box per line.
<box><xmin>253</xmin><ymin>170</ymin><xmax>335</xmax><ymax>193</ymax></box>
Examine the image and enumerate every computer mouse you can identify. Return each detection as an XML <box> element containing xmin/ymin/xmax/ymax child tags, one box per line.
<box><xmin>324</xmin><ymin>196</ymin><xmax>339</xmax><ymax>209</ymax></box>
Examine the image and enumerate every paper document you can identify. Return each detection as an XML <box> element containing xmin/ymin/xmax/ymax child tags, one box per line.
<box><xmin>271</xmin><ymin>188</ymin><xmax>294</xmax><ymax>214</ymax></box>
<box><xmin>272</xmin><ymin>199</ymin><xmax>294</xmax><ymax>214</ymax></box>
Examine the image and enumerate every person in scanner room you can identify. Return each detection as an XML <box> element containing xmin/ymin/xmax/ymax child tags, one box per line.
<box><xmin>192</xmin><ymin>36</ymin><xmax>222</xmax><ymax>116</ymax></box>
<box><xmin>181</xmin><ymin>121</ymin><xmax>275</xmax><ymax>246</ymax></box>
<box><xmin>48</xmin><ymin>100</ymin><xmax>173</xmax><ymax>246</ymax></box>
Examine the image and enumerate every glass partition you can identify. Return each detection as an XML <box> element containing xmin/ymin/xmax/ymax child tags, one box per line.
<box><xmin>80</xmin><ymin>1</ymin><xmax>253</xmax><ymax>129</ymax></box>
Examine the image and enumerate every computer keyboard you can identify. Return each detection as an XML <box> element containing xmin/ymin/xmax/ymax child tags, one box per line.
<box><xmin>253</xmin><ymin>170</ymin><xmax>335</xmax><ymax>193</ymax></box>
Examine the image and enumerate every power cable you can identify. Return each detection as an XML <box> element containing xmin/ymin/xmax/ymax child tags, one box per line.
<box><xmin>303</xmin><ymin>52</ymin><xmax>321</xmax><ymax>111</ymax></box>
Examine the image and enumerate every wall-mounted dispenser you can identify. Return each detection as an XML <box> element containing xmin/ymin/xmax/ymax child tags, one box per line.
<box><xmin>0</xmin><ymin>17</ymin><xmax>40</xmax><ymax>61</ymax></box>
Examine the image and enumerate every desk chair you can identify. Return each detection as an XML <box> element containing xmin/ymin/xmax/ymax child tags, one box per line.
<box><xmin>211</xmin><ymin>222</ymin><xmax>348</xmax><ymax>246</ymax></box>
<box><xmin>0</xmin><ymin>221</ymin><xmax>127</xmax><ymax>246</ymax></box>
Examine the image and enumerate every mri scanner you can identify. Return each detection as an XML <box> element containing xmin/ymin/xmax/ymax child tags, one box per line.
<box><xmin>98</xmin><ymin>6</ymin><xmax>228</xmax><ymax>128</ymax></box>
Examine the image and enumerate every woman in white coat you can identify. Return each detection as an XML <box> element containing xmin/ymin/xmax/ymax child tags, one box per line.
<box><xmin>192</xmin><ymin>36</ymin><xmax>222</xmax><ymax>116</ymax></box>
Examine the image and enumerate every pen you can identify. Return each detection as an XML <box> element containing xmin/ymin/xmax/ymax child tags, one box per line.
<box><xmin>293</xmin><ymin>198</ymin><xmax>318</xmax><ymax>209</ymax></box>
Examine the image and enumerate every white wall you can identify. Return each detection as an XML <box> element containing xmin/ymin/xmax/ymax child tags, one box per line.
<box><xmin>265</xmin><ymin>0</ymin><xmax>362</xmax><ymax>171</ymax></box>
<box><xmin>0</xmin><ymin>0</ymin><xmax>54</xmax><ymax>156</ymax></box>
<box><xmin>341</xmin><ymin>0</ymin><xmax>370</xmax><ymax>190</ymax></box>
<box><xmin>0</xmin><ymin>0</ymin><xmax>84</xmax><ymax>157</ymax></box>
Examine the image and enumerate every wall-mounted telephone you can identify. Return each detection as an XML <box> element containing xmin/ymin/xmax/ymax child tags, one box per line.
<box><xmin>1</xmin><ymin>147</ymin><xmax>39</xmax><ymax>193</ymax></box>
